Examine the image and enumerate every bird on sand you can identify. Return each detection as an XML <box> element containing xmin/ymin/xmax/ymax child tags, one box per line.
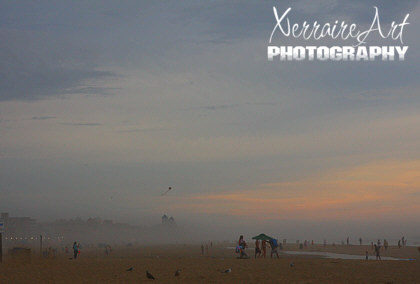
<box><xmin>290</xmin><ymin>262</ymin><xmax>295</xmax><ymax>267</ymax></box>
<box><xmin>222</xmin><ymin>268</ymin><xmax>231</xmax><ymax>273</ymax></box>
<box><xmin>146</xmin><ymin>271</ymin><xmax>155</xmax><ymax>280</ymax></box>
<box><xmin>175</xmin><ymin>269</ymin><xmax>181</xmax><ymax>276</ymax></box>
<box><xmin>126</xmin><ymin>267</ymin><xmax>134</xmax><ymax>272</ymax></box>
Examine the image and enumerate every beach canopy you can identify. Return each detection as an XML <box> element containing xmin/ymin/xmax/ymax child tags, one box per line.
<box><xmin>252</xmin><ymin>233</ymin><xmax>274</xmax><ymax>241</ymax></box>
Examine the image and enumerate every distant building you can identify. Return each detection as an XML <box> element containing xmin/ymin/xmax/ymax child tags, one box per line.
<box><xmin>1</xmin><ymin>212</ymin><xmax>37</xmax><ymax>240</ymax></box>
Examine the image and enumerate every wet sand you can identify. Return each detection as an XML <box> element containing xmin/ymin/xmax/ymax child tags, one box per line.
<box><xmin>0</xmin><ymin>244</ymin><xmax>419</xmax><ymax>283</ymax></box>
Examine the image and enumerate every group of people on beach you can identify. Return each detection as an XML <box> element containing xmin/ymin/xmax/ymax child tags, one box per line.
<box><xmin>200</xmin><ymin>242</ymin><xmax>212</xmax><ymax>256</ymax></box>
<box><xmin>237</xmin><ymin>235</ymin><xmax>279</xmax><ymax>259</ymax></box>
<box><xmin>398</xmin><ymin>236</ymin><xmax>408</xmax><ymax>248</ymax></box>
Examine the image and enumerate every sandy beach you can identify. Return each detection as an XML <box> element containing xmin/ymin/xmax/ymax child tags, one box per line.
<box><xmin>1</xmin><ymin>244</ymin><xmax>419</xmax><ymax>283</ymax></box>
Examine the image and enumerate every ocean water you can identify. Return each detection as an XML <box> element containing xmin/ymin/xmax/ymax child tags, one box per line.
<box><xmin>282</xmin><ymin>250</ymin><xmax>413</xmax><ymax>261</ymax></box>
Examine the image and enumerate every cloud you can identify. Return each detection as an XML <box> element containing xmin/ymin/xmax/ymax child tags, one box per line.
<box><xmin>60</xmin><ymin>122</ymin><xmax>103</xmax><ymax>126</ymax></box>
<box><xmin>187</xmin><ymin>104</ymin><xmax>241</xmax><ymax>111</ymax></box>
<box><xmin>0</xmin><ymin>28</ymin><xmax>118</xmax><ymax>101</ymax></box>
<box><xmin>116</xmin><ymin>127</ymin><xmax>166</xmax><ymax>133</ymax></box>
<box><xmin>32</xmin><ymin>116</ymin><xmax>56</xmax><ymax>120</ymax></box>
<box><xmin>0</xmin><ymin>0</ymin><xmax>419</xmax><ymax>229</ymax></box>
<box><xmin>171</xmin><ymin>160</ymin><xmax>420</xmax><ymax>221</ymax></box>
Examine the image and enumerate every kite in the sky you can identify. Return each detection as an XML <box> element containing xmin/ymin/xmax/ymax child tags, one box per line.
<box><xmin>161</xmin><ymin>186</ymin><xmax>172</xmax><ymax>196</ymax></box>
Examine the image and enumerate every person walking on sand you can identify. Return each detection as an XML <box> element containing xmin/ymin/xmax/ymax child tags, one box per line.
<box><xmin>262</xmin><ymin>240</ymin><xmax>267</xmax><ymax>258</ymax></box>
<box><xmin>73</xmin><ymin>242</ymin><xmax>79</xmax><ymax>259</ymax></box>
<box><xmin>374</xmin><ymin>244</ymin><xmax>381</xmax><ymax>260</ymax></box>
<box><xmin>255</xmin><ymin>239</ymin><xmax>261</xmax><ymax>258</ymax></box>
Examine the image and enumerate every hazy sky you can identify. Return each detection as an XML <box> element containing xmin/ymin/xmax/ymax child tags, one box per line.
<box><xmin>1</xmin><ymin>1</ymin><xmax>419</xmax><ymax>240</ymax></box>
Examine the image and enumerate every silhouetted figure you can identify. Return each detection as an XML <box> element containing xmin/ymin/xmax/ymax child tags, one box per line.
<box><xmin>398</xmin><ymin>240</ymin><xmax>401</xmax><ymax>248</ymax></box>
<box><xmin>374</xmin><ymin>244</ymin><xmax>381</xmax><ymax>260</ymax></box>
<box><xmin>365</xmin><ymin>250</ymin><xmax>369</xmax><ymax>260</ymax></box>
<box><xmin>201</xmin><ymin>244</ymin><xmax>204</xmax><ymax>255</ymax></box>
<box><xmin>269</xmin><ymin>238</ymin><xmax>279</xmax><ymax>259</ymax></box>
<box><xmin>262</xmin><ymin>240</ymin><xmax>267</xmax><ymax>258</ymax></box>
<box><xmin>238</xmin><ymin>235</ymin><xmax>248</xmax><ymax>258</ymax></box>
<box><xmin>146</xmin><ymin>271</ymin><xmax>155</xmax><ymax>280</ymax></box>
<box><xmin>255</xmin><ymin>239</ymin><xmax>261</xmax><ymax>258</ymax></box>
<box><xmin>359</xmin><ymin>237</ymin><xmax>362</xmax><ymax>245</ymax></box>
<box><xmin>73</xmin><ymin>242</ymin><xmax>78</xmax><ymax>259</ymax></box>
<box><xmin>384</xmin><ymin>239</ymin><xmax>388</xmax><ymax>250</ymax></box>
<box><xmin>346</xmin><ymin>237</ymin><xmax>349</xmax><ymax>245</ymax></box>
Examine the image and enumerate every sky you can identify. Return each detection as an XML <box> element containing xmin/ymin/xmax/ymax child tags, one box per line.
<box><xmin>1</xmin><ymin>0</ymin><xmax>420</xmax><ymax>241</ymax></box>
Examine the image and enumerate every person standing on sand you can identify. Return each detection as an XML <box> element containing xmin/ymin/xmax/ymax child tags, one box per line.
<box><xmin>269</xmin><ymin>239</ymin><xmax>279</xmax><ymax>259</ymax></box>
<box><xmin>359</xmin><ymin>237</ymin><xmax>362</xmax><ymax>245</ymax></box>
<box><xmin>255</xmin><ymin>239</ymin><xmax>261</xmax><ymax>258</ymax></box>
<box><xmin>262</xmin><ymin>240</ymin><xmax>267</xmax><ymax>258</ymax></box>
<box><xmin>374</xmin><ymin>244</ymin><xmax>381</xmax><ymax>260</ymax></box>
<box><xmin>238</xmin><ymin>235</ymin><xmax>248</xmax><ymax>258</ymax></box>
<box><xmin>201</xmin><ymin>244</ymin><xmax>204</xmax><ymax>255</ymax></box>
<box><xmin>73</xmin><ymin>242</ymin><xmax>78</xmax><ymax>259</ymax></box>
